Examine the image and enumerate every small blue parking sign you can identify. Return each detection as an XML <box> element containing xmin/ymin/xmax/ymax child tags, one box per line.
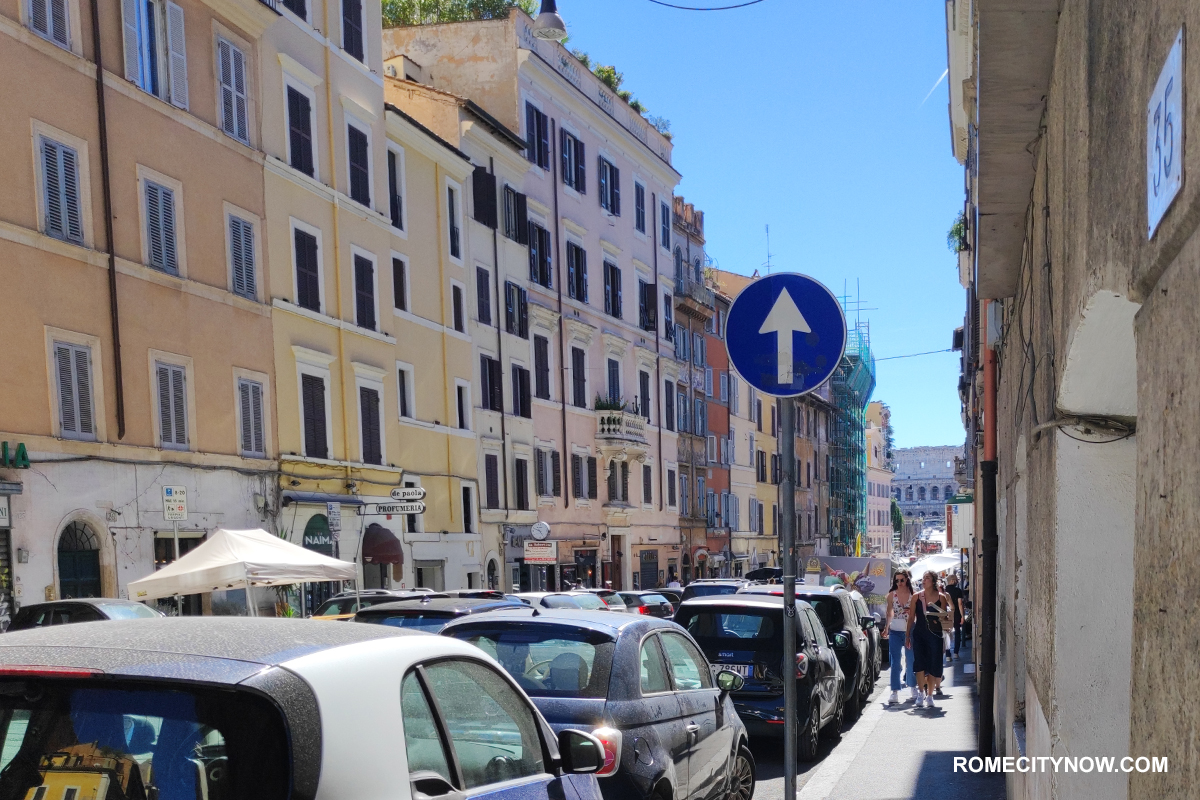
<box><xmin>725</xmin><ymin>273</ymin><xmax>848</xmax><ymax>398</ymax></box>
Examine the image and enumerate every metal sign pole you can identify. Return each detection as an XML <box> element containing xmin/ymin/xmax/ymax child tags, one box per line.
<box><xmin>780</xmin><ymin>399</ymin><xmax>798</xmax><ymax>797</ymax></box>
<box><xmin>173</xmin><ymin>520</ymin><xmax>182</xmax><ymax>616</ymax></box>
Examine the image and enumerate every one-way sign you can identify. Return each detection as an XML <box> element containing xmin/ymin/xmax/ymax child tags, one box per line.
<box><xmin>391</xmin><ymin>486</ymin><xmax>427</xmax><ymax>501</ymax></box>
<box><xmin>363</xmin><ymin>501</ymin><xmax>426</xmax><ymax>516</ymax></box>
<box><xmin>725</xmin><ymin>273</ymin><xmax>847</xmax><ymax>398</ymax></box>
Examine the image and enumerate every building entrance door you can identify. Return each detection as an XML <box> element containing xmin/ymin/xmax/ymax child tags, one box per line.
<box><xmin>640</xmin><ymin>550</ymin><xmax>659</xmax><ymax>590</ymax></box>
<box><xmin>58</xmin><ymin>522</ymin><xmax>101</xmax><ymax>598</ymax></box>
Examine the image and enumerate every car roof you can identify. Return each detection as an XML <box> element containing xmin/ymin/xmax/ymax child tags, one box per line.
<box><xmin>685</xmin><ymin>579</ymin><xmax>746</xmax><ymax>585</ymax></box>
<box><xmin>792</xmin><ymin>585</ymin><xmax>850</xmax><ymax>596</ymax></box>
<box><xmin>621</xmin><ymin>590</ymin><xmax>668</xmax><ymax>596</ymax></box>
<box><xmin>0</xmin><ymin>618</ymin><xmax>427</xmax><ymax>684</ymax></box>
<box><xmin>17</xmin><ymin>597</ymin><xmax>152</xmax><ymax>610</ymax></box>
<box><xmin>441</xmin><ymin>607</ymin><xmax>670</xmax><ymax>636</ymax></box>
<box><xmin>677</xmin><ymin>595</ymin><xmax>811</xmax><ymax>611</ymax></box>
<box><xmin>357</xmin><ymin>597</ymin><xmax>525</xmax><ymax>614</ymax></box>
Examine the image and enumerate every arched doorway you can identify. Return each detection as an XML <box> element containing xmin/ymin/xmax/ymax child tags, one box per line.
<box><xmin>487</xmin><ymin>559</ymin><xmax>498</xmax><ymax>590</ymax></box>
<box><xmin>58</xmin><ymin>522</ymin><xmax>101</xmax><ymax>599</ymax></box>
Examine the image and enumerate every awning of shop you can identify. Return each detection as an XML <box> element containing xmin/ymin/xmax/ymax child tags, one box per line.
<box><xmin>363</xmin><ymin>523</ymin><xmax>404</xmax><ymax>565</ymax></box>
<box><xmin>693</xmin><ymin>548</ymin><xmax>709</xmax><ymax>560</ymax></box>
<box><xmin>709</xmin><ymin>554</ymin><xmax>726</xmax><ymax>564</ymax></box>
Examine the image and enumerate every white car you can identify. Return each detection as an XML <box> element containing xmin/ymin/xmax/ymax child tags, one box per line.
<box><xmin>0</xmin><ymin>618</ymin><xmax>606</xmax><ymax>799</ymax></box>
<box><xmin>515</xmin><ymin>592</ymin><xmax>610</xmax><ymax>611</ymax></box>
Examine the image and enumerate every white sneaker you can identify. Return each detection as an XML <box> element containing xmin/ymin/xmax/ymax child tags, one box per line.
<box><xmin>909</xmin><ymin>686</ymin><xmax>919</xmax><ymax>701</ymax></box>
<box><xmin>888</xmin><ymin>691</ymin><xmax>899</xmax><ymax>705</ymax></box>
<box><xmin>926</xmin><ymin>694</ymin><xmax>937</xmax><ymax>709</ymax></box>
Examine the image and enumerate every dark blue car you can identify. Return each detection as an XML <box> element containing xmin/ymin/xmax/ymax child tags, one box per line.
<box><xmin>441</xmin><ymin>609</ymin><xmax>755</xmax><ymax>800</ymax></box>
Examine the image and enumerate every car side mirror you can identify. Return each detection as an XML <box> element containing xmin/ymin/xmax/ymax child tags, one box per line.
<box><xmin>557</xmin><ymin>729</ymin><xmax>606</xmax><ymax>774</ymax></box>
<box><xmin>834</xmin><ymin>632</ymin><xmax>850</xmax><ymax>649</ymax></box>
<box><xmin>859</xmin><ymin>616</ymin><xmax>875</xmax><ymax>629</ymax></box>
<box><xmin>716</xmin><ymin>669</ymin><xmax>745</xmax><ymax>693</ymax></box>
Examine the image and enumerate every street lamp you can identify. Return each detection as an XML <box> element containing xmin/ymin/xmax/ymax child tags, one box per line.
<box><xmin>532</xmin><ymin>0</ymin><xmax>567</xmax><ymax>40</ymax></box>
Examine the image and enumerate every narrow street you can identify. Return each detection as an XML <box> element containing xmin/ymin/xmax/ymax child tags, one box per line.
<box><xmin>751</xmin><ymin>643</ymin><xmax>1005</xmax><ymax>800</ymax></box>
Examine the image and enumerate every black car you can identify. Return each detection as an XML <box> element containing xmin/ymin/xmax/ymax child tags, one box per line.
<box><xmin>675</xmin><ymin>595</ymin><xmax>845</xmax><ymax>762</ymax></box>
<box><xmin>618</xmin><ymin>591</ymin><xmax>674</xmax><ymax>617</ymax></box>
<box><xmin>679</xmin><ymin>580</ymin><xmax>748</xmax><ymax>603</ymax></box>
<box><xmin>743</xmin><ymin>567</ymin><xmax>782</xmax><ymax>582</ymax></box>
<box><xmin>354</xmin><ymin>595</ymin><xmax>525</xmax><ymax>632</ymax></box>
<box><xmin>741</xmin><ymin>585</ymin><xmax>873</xmax><ymax>718</ymax></box>
<box><xmin>656</xmin><ymin>589</ymin><xmax>683</xmax><ymax>606</ymax></box>
<box><xmin>848</xmin><ymin>590</ymin><xmax>882</xmax><ymax>682</ymax></box>
<box><xmin>441</xmin><ymin>608</ymin><xmax>755</xmax><ymax>800</ymax></box>
<box><xmin>7</xmin><ymin>598</ymin><xmax>161</xmax><ymax>630</ymax></box>
<box><xmin>311</xmin><ymin>589</ymin><xmax>443</xmax><ymax>620</ymax></box>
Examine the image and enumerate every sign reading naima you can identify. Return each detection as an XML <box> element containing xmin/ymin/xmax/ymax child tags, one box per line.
<box><xmin>523</xmin><ymin>540</ymin><xmax>558</xmax><ymax>564</ymax></box>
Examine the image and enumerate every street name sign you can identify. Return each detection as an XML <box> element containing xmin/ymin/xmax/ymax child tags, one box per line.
<box><xmin>725</xmin><ymin>273</ymin><xmax>848</xmax><ymax>398</ymax></box>
<box><xmin>391</xmin><ymin>486</ymin><xmax>427</xmax><ymax>501</ymax></box>
<box><xmin>162</xmin><ymin>486</ymin><xmax>188</xmax><ymax>521</ymax></box>
<box><xmin>363</xmin><ymin>501</ymin><xmax>426</xmax><ymax>516</ymax></box>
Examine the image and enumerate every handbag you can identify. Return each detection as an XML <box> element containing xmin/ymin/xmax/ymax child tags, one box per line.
<box><xmin>922</xmin><ymin>596</ymin><xmax>944</xmax><ymax>637</ymax></box>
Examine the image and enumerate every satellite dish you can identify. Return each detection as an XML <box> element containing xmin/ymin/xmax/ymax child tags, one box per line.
<box><xmin>531</xmin><ymin>522</ymin><xmax>551</xmax><ymax>541</ymax></box>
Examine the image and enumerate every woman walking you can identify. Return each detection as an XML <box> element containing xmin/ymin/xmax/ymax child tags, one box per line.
<box><xmin>884</xmin><ymin>569</ymin><xmax>916</xmax><ymax>705</ymax></box>
<box><xmin>906</xmin><ymin>571</ymin><xmax>952</xmax><ymax>708</ymax></box>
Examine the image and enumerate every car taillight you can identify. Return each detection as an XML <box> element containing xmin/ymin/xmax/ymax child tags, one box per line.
<box><xmin>637</xmin><ymin>606</ymin><xmax>650</xmax><ymax>614</ymax></box>
<box><xmin>591</xmin><ymin>727</ymin><xmax>623</xmax><ymax>777</ymax></box>
<box><xmin>795</xmin><ymin>653</ymin><xmax>809</xmax><ymax>679</ymax></box>
<box><xmin>0</xmin><ymin>665</ymin><xmax>102</xmax><ymax>678</ymax></box>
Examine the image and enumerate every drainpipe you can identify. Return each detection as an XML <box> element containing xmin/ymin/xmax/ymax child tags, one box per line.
<box><xmin>652</xmin><ymin>195</ymin><xmax>663</xmax><ymax>513</ymax></box>
<box><xmin>489</xmin><ymin>158</ymin><xmax>511</xmax><ymax>516</ymax></box>
<box><xmin>89</xmin><ymin>0</ymin><xmax>125</xmax><ymax>438</ymax></box>
<box><xmin>978</xmin><ymin>298</ymin><xmax>999</xmax><ymax>757</ymax></box>
<box><xmin>550</xmin><ymin>119</ymin><xmax>570</xmax><ymax>509</ymax></box>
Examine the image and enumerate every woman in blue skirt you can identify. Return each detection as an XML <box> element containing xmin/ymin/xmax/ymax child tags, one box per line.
<box><xmin>905</xmin><ymin>570</ymin><xmax>951</xmax><ymax>709</ymax></box>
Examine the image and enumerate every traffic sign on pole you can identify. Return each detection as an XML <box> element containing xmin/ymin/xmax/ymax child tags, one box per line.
<box><xmin>162</xmin><ymin>486</ymin><xmax>188</xmax><ymax>521</ymax></box>
<box><xmin>725</xmin><ymin>273</ymin><xmax>848</xmax><ymax>398</ymax></box>
<box><xmin>725</xmin><ymin>274</ymin><xmax>846</xmax><ymax>795</ymax></box>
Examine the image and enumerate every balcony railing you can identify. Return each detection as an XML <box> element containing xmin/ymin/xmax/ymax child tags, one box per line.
<box><xmin>597</xmin><ymin>411</ymin><xmax>647</xmax><ymax>444</ymax></box>
<box><xmin>676</xmin><ymin>276</ymin><xmax>714</xmax><ymax>309</ymax></box>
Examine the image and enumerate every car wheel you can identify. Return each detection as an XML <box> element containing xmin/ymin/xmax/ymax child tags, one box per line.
<box><xmin>843</xmin><ymin>681</ymin><xmax>861</xmax><ymax>721</ymax></box>
<box><xmin>797</xmin><ymin>703</ymin><xmax>820</xmax><ymax>762</ymax></box>
<box><xmin>859</xmin><ymin>669</ymin><xmax>873</xmax><ymax>707</ymax></box>
<box><xmin>820</xmin><ymin>697</ymin><xmax>844</xmax><ymax>741</ymax></box>
<box><xmin>726</xmin><ymin>744</ymin><xmax>755</xmax><ymax>800</ymax></box>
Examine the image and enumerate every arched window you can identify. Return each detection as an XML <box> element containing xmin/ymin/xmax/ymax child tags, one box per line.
<box><xmin>918</xmin><ymin>487</ymin><xmax>926</xmax><ymax>502</ymax></box>
<box><xmin>905</xmin><ymin>486</ymin><xmax>914</xmax><ymax>501</ymax></box>
<box><xmin>58</xmin><ymin>521</ymin><xmax>101</xmax><ymax>599</ymax></box>
<box><xmin>674</xmin><ymin>247</ymin><xmax>684</xmax><ymax>282</ymax></box>
<box><xmin>693</xmin><ymin>257</ymin><xmax>702</xmax><ymax>283</ymax></box>
<box><xmin>486</xmin><ymin>559</ymin><xmax>499</xmax><ymax>590</ymax></box>
<box><xmin>894</xmin><ymin>488</ymin><xmax>902</xmax><ymax>501</ymax></box>
<box><xmin>931</xmin><ymin>486</ymin><xmax>940</xmax><ymax>501</ymax></box>
<box><xmin>946</xmin><ymin>485</ymin><xmax>955</xmax><ymax>499</ymax></box>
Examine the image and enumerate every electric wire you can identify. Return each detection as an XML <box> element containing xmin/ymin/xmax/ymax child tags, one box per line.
<box><xmin>645</xmin><ymin>0</ymin><xmax>765</xmax><ymax>9</ymax></box>
<box><xmin>875</xmin><ymin>348</ymin><xmax>955</xmax><ymax>362</ymax></box>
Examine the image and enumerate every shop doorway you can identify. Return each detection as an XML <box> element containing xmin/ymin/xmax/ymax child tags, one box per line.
<box><xmin>611</xmin><ymin>535</ymin><xmax>624</xmax><ymax>590</ymax></box>
<box><xmin>639</xmin><ymin>550</ymin><xmax>659</xmax><ymax>590</ymax></box>
<box><xmin>153</xmin><ymin>531</ymin><xmax>206</xmax><ymax>615</ymax></box>
<box><xmin>415</xmin><ymin>560</ymin><xmax>445</xmax><ymax>591</ymax></box>
<box><xmin>301</xmin><ymin>514</ymin><xmax>339</xmax><ymax>614</ymax></box>
<box><xmin>58</xmin><ymin>522</ymin><xmax>101</xmax><ymax>599</ymax></box>
<box><xmin>574</xmin><ymin>549</ymin><xmax>597</xmax><ymax>588</ymax></box>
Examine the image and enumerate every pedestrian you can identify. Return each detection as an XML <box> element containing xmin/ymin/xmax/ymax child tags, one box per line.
<box><xmin>946</xmin><ymin>573</ymin><xmax>965</xmax><ymax>659</ymax></box>
<box><xmin>884</xmin><ymin>569</ymin><xmax>916</xmax><ymax>705</ymax></box>
<box><xmin>906</xmin><ymin>570</ymin><xmax>952</xmax><ymax>708</ymax></box>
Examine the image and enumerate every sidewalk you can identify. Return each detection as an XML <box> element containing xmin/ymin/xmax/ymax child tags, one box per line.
<box><xmin>795</xmin><ymin>640</ymin><xmax>1007</xmax><ymax>800</ymax></box>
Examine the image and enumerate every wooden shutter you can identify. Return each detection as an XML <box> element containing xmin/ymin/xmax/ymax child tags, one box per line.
<box><xmin>156</xmin><ymin>363</ymin><xmax>187</xmax><ymax>448</ymax></box>
<box><xmin>519</xmin><ymin>368</ymin><xmax>531</xmax><ymax>417</ymax></box>
<box><xmin>514</xmin><ymin>459</ymin><xmax>529</xmax><ymax>510</ymax></box>
<box><xmin>597</xmin><ymin>157</ymin><xmax>608</xmax><ymax>209</ymax></box>
<box><xmin>218</xmin><ymin>39</ymin><xmax>248</xmax><ymax>143</ymax></box>
<box><xmin>538</xmin><ymin>112</ymin><xmax>550</xmax><ymax>170</ymax></box>
<box><xmin>620</xmin><ymin>462</ymin><xmax>629</xmax><ymax>502</ymax></box>
<box><xmin>121</xmin><ymin>0</ymin><xmax>140</xmax><ymax>82</ymax></box>
<box><xmin>571</xmin><ymin>454</ymin><xmax>583</xmax><ymax>499</ymax></box>
<box><xmin>472</xmin><ymin>166</ymin><xmax>497</xmax><ymax>228</ymax></box>
<box><xmin>574</xmin><ymin>138</ymin><xmax>586</xmax><ymax>193</ymax></box>
<box><xmin>518</xmin><ymin>288</ymin><xmax>528</xmax><ymax>338</ymax></box>
<box><xmin>579</xmin><ymin>248</ymin><xmax>588</xmax><ymax>303</ymax></box>
<box><xmin>239</xmin><ymin>379</ymin><xmax>264</xmax><ymax>456</ymax></box>
<box><xmin>639</xmin><ymin>371</ymin><xmax>651</xmax><ymax>420</ymax></box>
<box><xmin>360</xmin><ymin>387</ymin><xmax>381</xmax><ymax>464</ymax></box>
<box><xmin>560</xmin><ymin>129</ymin><xmax>570</xmax><ymax>187</ymax></box>
<box><xmin>485</xmin><ymin>454</ymin><xmax>500</xmax><ymax>508</ymax></box>
<box><xmin>42</xmin><ymin>139</ymin><xmax>83</xmax><ymax>244</ymax></box>
<box><xmin>489</xmin><ymin>359</ymin><xmax>503</xmax><ymax>412</ymax></box>
<box><xmin>611</xmin><ymin>166</ymin><xmax>620</xmax><ymax>215</ymax></box>
<box><xmin>348</xmin><ymin>125</ymin><xmax>370</xmax><ymax>205</ymax></box>
<box><xmin>643</xmin><ymin>465</ymin><xmax>652</xmax><ymax>504</ymax></box>
<box><xmin>295</xmin><ymin>228</ymin><xmax>320</xmax><ymax>311</ymax></box>
<box><xmin>398</xmin><ymin>369</ymin><xmax>409</xmax><ymax>418</ymax></box>
<box><xmin>667</xmin><ymin>469</ymin><xmax>676</xmax><ymax>507</ymax></box>
<box><xmin>587</xmin><ymin>456</ymin><xmax>598</xmax><ymax>499</ymax></box>
<box><xmin>229</xmin><ymin>215</ymin><xmax>255</xmax><ymax>299</ymax></box>
<box><xmin>55</xmin><ymin>343</ymin><xmax>94</xmax><ymax>439</ymax></box>
<box><xmin>551</xmin><ymin>451</ymin><xmax>561</xmax><ymax>497</ymax></box>
<box><xmin>393</xmin><ymin>257</ymin><xmax>406</xmax><ymax>311</ymax></box>
<box><xmin>354</xmin><ymin>254</ymin><xmax>375</xmax><ymax>330</ymax></box>
<box><xmin>566</xmin><ymin>244</ymin><xmax>577</xmax><ymax>299</ymax></box>
<box><xmin>287</xmin><ymin>87</ymin><xmax>314</xmax><ymax>176</ymax></box>
<box><xmin>32</xmin><ymin>0</ymin><xmax>69</xmax><ymax>47</ymax></box>
<box><xmin>388</xmin><ymin>150</ymin><xmax>404</xmax><ymax>229</ymax></box>
<box><xmin>301</xmin><ymin>373</ymin><xmax>328</xmax><ymax>459</ymax></box>
<box><xmin>145</xmin><ymin>181</ymin><xmax>177</xmax><ymax>272</ymax></box>
<box><xmin>476</xmin><ymin>267</ymin><xmax>491</xmax><ymax>325</ymax></box>
<box><xmin>664</xmin><ymin>380</ymin><xmax>674</xmax><ymax>431</ymax></box>
<box><xmin>165</xmin><ymin>2</ymin><xmax>188</xmax><ymax>109</ymax></box>
<box><xmin>525</xmin><ymin>103</ymin><xmax>537</xmax><ymax>163</ymax></box>
<box><xmin>514</xmin><ymin>192</ymin><xmax>529</xmax><ymax>244</ymax></box>
<box><xmin>535</xmin><ymin>449</ymin><xmax>546</xmax><ymax>496</ymax></box>
<box><xmin>342</xmin><ymin>0</ymin><xmax>364</xmax><ymax>61</ymax></box>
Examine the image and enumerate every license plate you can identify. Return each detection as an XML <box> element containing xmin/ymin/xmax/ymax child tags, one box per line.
<box><xmin>724</xmin><ymin>664</ymin><xmax>753</xmax><ymax>678</ymax></box>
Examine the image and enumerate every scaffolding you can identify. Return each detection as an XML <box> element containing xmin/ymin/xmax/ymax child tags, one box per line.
<box><xmin>828</xmin><ymin>314</ymin><xmax>876</xmax><ymax>555</ymax></box>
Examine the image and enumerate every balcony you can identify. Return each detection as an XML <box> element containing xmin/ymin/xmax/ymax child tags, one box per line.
<box><xmin>596</xmin><ymin>410</ymin><xmax>649</xmax><ymax>463</ymax></box>
<box><xmin>201</xmin><ymin>0</ymin><xmax>280</xmax><ymax>37</ymax></box>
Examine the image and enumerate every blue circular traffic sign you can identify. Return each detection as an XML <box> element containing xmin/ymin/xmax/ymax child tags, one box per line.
<box><xmin>725</xmin><ymin>273</ymin><xmax>848</xmax><ymax>398</ymax></box>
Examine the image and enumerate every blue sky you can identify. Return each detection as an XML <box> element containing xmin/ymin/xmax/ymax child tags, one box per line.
<box><xmin>560</xmin><ymin>0</ymin><xmax>966</xmax><ymax>449</ymax></box>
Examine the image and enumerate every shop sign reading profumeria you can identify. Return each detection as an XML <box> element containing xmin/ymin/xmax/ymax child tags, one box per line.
<box><xmin>523</xmin><ymin>540</ymin><xmax>558</xmax><ymax>564</ymax></box>
<box><xmin>0</xmin><ymin>442</ymin><xmax>30</xmax><ymax>469</ymax></box>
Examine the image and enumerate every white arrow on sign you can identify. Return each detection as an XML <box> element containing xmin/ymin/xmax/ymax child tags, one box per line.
<box><xmin>758</xmin><ymin>288</ymin><xmax>811</xmax><ymax>384</ymax></box>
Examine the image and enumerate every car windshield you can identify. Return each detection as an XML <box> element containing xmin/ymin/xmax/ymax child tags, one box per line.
<box><xmin>681</xmin><ymin>584</ymin><xmax>740</xmax><ymax>601</ymax></box>
<box><xmin>680</xmin><ymin>610</ymin><xmax>779</xmax><ymax>642</ymax></box>
<box><xmin>565</xmin><ymin>594</ymin><xmax>606</xmax><ymax>610</ymax></box>
<box><xmin>599</xmin><ymin>595</ymin><xmax>626</xmax><ymax>608</ymax></box>
<box><xmin>358</xmin><ymin>611</ymin><xmax>456</xmax><ymax>632</ymax></box>
<box><xmin>540</xmin><ymin>596</ymin><xmax>583</xmax><ymax>609</ymax></box>
<box><xmin>801</xmin><ymin>596</ymin><xmax>845</xmax><ymax>632</ymax></box>
<box><xmin>92</xmin><ymin>602</ymin><xmax>159</xmax><ymax>620</ymax></box>
<box><xmin>446</xmin><ymin>624</ymin><xmax>615</xmax><ymax>698</ymax></box>
<box><xmin>641</xmin><ymin>594</ymin><xmax>670</xmax><ymax>606</ymax></box>
<box><xmin>314</xmin><ymin>596</ymin><xmax>395</xmax><ymax>616</ymax></box>
<box><xmin>0</xmin><ymin>679</ymin><xmax>288</xmax><ymax>800</ymax></box>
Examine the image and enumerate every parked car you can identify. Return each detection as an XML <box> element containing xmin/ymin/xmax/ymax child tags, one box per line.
<box><xmin>516</xmin><ymin>592</ymin><xmax>611</xmax><ymax>610</ymax></box>
<box><xmin>442</xmin><ymin>589</ymin><xmax>508</xmax><ymax>599</ymax></box>
<box><xmin>847</xmin><ymin>590</ymin><xmax>883</xmax><ymax>681</ymax></box>
<box><xmin>441</xmin><ymin>608</ymin><xmax>755</xmax><ymax>800</ymax></box>
<box><xmin>576</xmin><ymin>588</ymin><xmax>629</xmax><ymax>612</ymax></box>
<box><xmin>739</xmin><ymin>584</ymin><xmax>873</xmax><ymax>718</ymax></box>
<box><xmin>0</xmin><ymin>618</ymin><xmax>607</xmax><ymax>799</ymax></box>
<box><xmin>679</xmin><ymin>579</ymin><xmax>748</xmax><ymax>603</ymax></box>
<box><xmin>355</xmin><ymin>595</ymin><xmax>526</xmax><ymax>632</ymax></box>
<box><xmin>7</xmin><ymin>598</ymin><xmax>161</xmax><ymax>631</ymax></box>
<box><xmin>310</xmin><ymin>588</ymin><xmax>443</xmax><ymax>620</ymax></box>
<box><xmin>674</xmin><ymin>595</ymin><xmax>845</xmax><ymax>761</ymax></box>
<box><xmin>617</xmin><ymin>591</ymin><xmax>674</xmax><ymax>617</ymax></box>
<box><xmin>743</xmin><ymin>567</ymin><xmax>782</xmax><ymax>582</ymax></box>
<box><xmin>656</xmin><ymin>589</ymin><xmax>683</xmax><ymax>606</ymax></box>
